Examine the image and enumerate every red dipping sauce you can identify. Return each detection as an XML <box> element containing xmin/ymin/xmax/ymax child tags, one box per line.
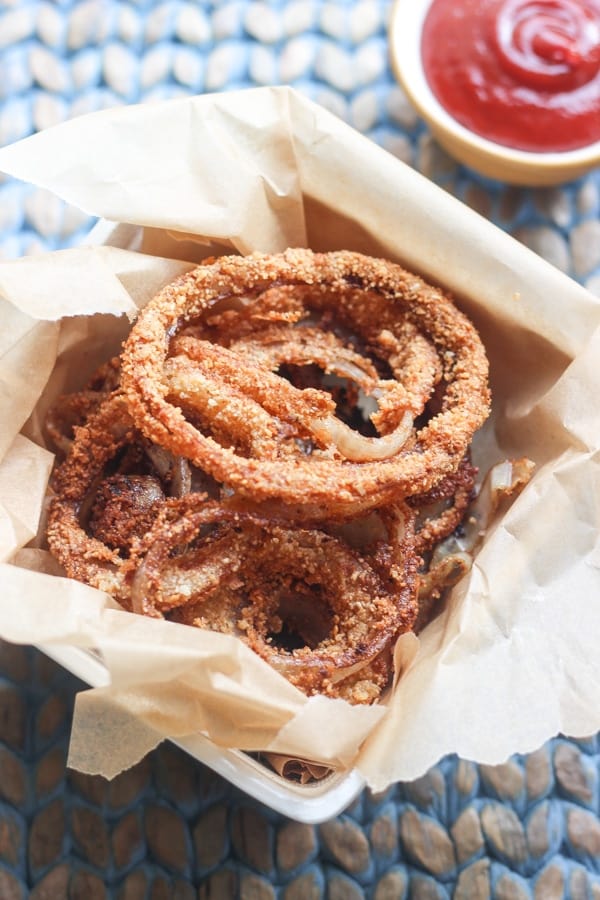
<box><xmin>421</xmin><ymin>0</ymin><xmax>600</xmax><ymax>152</ymax></box>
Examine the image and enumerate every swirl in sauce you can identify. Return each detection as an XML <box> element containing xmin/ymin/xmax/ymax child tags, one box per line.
<box><xmin>421</xmin><ymin>0</ymin><xmax>600</xmax><ymax>152</ymax></box>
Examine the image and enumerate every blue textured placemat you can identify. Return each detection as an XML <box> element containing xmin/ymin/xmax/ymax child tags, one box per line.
<box><xmin>1</xmin><ymin>2</ymin><xmax>600</xmax><ymax>897</ymax></box>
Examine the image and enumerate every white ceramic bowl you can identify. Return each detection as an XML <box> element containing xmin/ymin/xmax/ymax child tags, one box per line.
<box><xmin>40</xmin><ymin>642</ymin><xmax>366</xmax><ymax>823</ymax></box>
<box><xmin>389</xmin><ymin>0</ymin><xmax>600</xmax><ymax>186</ymax></box>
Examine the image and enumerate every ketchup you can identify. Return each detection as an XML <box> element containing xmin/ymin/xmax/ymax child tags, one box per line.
<box><xmin>421</xmin><ymin>0</ymin><xmax>600</xmax><ymax>152</ymax></box>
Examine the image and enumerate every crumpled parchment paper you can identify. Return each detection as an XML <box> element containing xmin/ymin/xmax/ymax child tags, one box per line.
<box><xmin>0</xmin><ymin>86</ymin><xmax>599</xmax><ymax>791</ymax></box>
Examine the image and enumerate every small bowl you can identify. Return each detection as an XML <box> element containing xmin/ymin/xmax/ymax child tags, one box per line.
<box><xmin>389</xmin><ymin>0</ymin><xmax>600</xmax><ymax>186</ymax></box>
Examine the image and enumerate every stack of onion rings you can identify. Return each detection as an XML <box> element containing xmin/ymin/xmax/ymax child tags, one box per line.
<box><xmin>46</xmin><ymin>248</ymin><xmax>498</xmax><ymax>704</ymax></box>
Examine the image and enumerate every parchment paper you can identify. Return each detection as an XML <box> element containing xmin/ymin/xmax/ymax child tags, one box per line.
<box><xmin>0</xmin><ymin>87</ymin><xmax>599</xmax><ymax>791</ymax></box>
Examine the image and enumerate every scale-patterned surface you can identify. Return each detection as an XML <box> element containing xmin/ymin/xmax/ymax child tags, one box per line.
<box><xmin>1</xmin><ymin>1</ymin><xmax>600</xmax><ymax>896</ymax></box>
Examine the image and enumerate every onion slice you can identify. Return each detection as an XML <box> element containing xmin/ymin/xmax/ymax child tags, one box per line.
<box><xmin>310</xmin><ymin>410</ymin><xmax>414</xmax><ymax>462</ymax></box>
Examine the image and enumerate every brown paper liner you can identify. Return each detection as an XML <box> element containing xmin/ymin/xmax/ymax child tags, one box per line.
<box><xmin>0</xmin><ymin>88</ymin><xmax>599</xmax><ymax>792</ymax></box>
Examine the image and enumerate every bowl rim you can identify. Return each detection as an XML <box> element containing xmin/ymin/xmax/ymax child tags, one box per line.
<box><xmin>39</xmin><ymin>641</ymin><xmax>366</xmax><ymax>823</ymax></box>
<box><xmin>388</xmin><ymin>0</ymin><xmax>600</xmax><ymax>171</ymax></box>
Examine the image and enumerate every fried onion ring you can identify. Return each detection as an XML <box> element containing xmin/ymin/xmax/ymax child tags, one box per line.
<box><xmin>410</xmin><ymin>456</ymin><xmax>478</xmax><ymax>555</ymax></box>
<box><xmin>120</xmin><ymin>249</ymin><xmax>490</xmax><ymax>515</ymax></box>
<box><xmin>45</xmin><ymin>390</ymin><xmax>111</xmax><ymax>458</ymax></box>
<box><xmin>130</xmin><ymin>494</ymin><xmax>418</xmax><ymax>701</ymax></box>
<box><xmin>44</xmin><ymin>356</ymin><xmax>122</xmax><ymax>458</ymax></box>
<box><xmin>46</xmin><ymin>393</ymin><xmax>137</xmax><ymax>599</ymax></box>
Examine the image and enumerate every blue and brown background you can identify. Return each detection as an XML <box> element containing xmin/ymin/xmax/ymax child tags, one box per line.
<box><xmin>1</xmin><ymin>1</ymin><xmax>599</xmax><ymax>897</ymax></box>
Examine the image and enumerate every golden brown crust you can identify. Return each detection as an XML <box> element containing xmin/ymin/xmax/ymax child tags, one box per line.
<box><xmin>46</xmin><ymin>249</ymin><xmax>492</xmax><ymax>704</ymax></box>
<box><xmin>119</xmin><ymin>249</ymin><xmax>490</xmax><ymax>513</ymax></box>
<box><xmin>46</xmin><ymin>393</ymin><xmax>140</xmax><ymax>598</ymax></box>
<box><xmin>147</xmin><ymin>497</ymin><xmax>418</xmax><ymax>703</ymax></box>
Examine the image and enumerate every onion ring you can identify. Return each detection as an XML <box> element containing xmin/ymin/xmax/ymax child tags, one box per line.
<box><xmin>414</xmin><ymin>457</ymin><xmax>536</xmax><ymax>631</ymax></box>
<box><xmin>120</xmin><ymin>249</ymin><xmax>490</xmax><ymax>515</ymax></box>
<box><xmin>126</xmin><ymin>494</ymin><xmax>418</xmax><ymax>701</ymax></box>
<box><xmin>410</xmin><ymin>455</ymin><xmax>478</xmax><ymax>555</ymax></box>
<box><xmin>44</xmin><ymin>356</ymin><xmax>122</xmax><ymax>458</ymax></box>
<box><xmin>46</xmin><ymin>393</ymin><xmax>138</xmax><ymax>599</ymax></box>
<box><xmin>46</xmin><ymin>393</ymin><xmax>197</xmax><ymax>601</ymax></box>
<box><xmin>45</xmin><ymin>390</ymin><xmax>112</xmax><ymax>458</ymax></box>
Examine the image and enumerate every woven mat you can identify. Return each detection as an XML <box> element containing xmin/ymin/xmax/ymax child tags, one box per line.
<box><xmin>1</xmin><ymin>1</ymin><xmax>600</xmax><ymax>897</ymax></box>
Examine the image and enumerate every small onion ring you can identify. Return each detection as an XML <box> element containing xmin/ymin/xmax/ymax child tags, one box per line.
<box><xmin>226</xmin><ymin>324</ymin><xmax>421</xmax><ymax>460</ymax></box>
<box><xmin>45</xmin><ymin>390</ymin><xmax>111</xmax><ymax>458</ymax></box>
<box><xmin>171</xmin><ymin>333</ymin><xmax>415</xmax><ymax>463</ymax></box>
<box><xmin>410</xmin><ymin>456</ymin><xmax>478</xmax><ymax>555</ymax></box>
<box><xmin>46</xmin><ymin>392</ymin><xmax>192</xmax><ymax>602</ymax></box>
<box><xmin>44</xmin><ymin>356</ymin><xmax>122</xmax><ymax>458</ymax></box>
<box><xmin>46</xmin><ymin>393</ymin><xmax>138</xmax><ymax>600</ymax></box>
